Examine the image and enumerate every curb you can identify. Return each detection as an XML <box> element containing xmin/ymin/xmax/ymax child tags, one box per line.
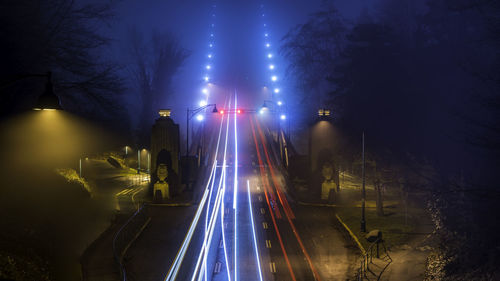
<box><xmin>147</xmin><ymin>202</ymin><xmax>192</xmax><ymax>207</ymax></box>
<box><xmin>298</xmin><ymin>201</ymin><xmax>337</xmax><ymax>207</ymax></box>
<box><xmin>335</xmin><ymin>214</ymin><xmax>366</xmax><ymax>256</ymax></box>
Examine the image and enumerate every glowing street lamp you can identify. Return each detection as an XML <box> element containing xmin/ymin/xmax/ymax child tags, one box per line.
<box><xmin>186</xmin><ymin>103</ymin><xmax>218</xmax><ymax>156</ymax></box>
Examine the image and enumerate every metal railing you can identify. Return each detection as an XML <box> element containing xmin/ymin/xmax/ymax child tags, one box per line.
<box><xmin>356</xmin><ymin>238</ymin><xmax>392</xmax><ymax>281</ymax></box>
<box><xmin>112</xmin><ymin>205</ymin><xmax>150</xmax><ymax>281</ymax></box>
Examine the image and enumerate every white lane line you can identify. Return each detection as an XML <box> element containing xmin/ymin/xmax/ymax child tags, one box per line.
<box><xmin>248</xmin><ymin>179</ymin><xmax>264</xmax><ymax>281</ymax></box>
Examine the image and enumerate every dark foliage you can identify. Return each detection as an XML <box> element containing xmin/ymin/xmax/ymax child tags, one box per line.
<box><xmin>282</xmin><ymin>0</ymin><xmax>500</xmax><ymax>278</ymax></box>
<box><xmin>0</xmin><ymin>0</ymin><xmax>129</xmax><ymax>133</ymax></box>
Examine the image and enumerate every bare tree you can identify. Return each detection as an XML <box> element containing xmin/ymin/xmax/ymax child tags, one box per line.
<box><xmin>0</xmin><ymin>0</ymin><xmax>126</xmax><ymax>124</ymax></box>
<box><xmin>128</xmin><ymin>28</ymin><xmax>190</xmax><ymax>145</ymax></box>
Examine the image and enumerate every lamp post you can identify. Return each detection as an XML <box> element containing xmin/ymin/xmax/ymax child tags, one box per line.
<box><xmin>361</xmin><ymin>132</ymin><xmax>366</xmax><ymax>232</ymax></box>
<box><xmin>186</xmin><ymin>104</ymin><xmax>218</xmax><ymax>156</ymax></box>
<box><xmin>1</xmin><ymin>71</ymin><xmax>62</xmax><ymax>111</ymax></box>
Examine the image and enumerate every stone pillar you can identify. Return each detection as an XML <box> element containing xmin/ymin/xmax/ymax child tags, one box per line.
<box><xmin>150</xmin><ymin>109</ymin><xmax>180</xmax><ymax>199</ymax></box>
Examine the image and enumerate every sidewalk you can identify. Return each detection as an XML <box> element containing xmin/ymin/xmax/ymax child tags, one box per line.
<box><xmin>80</xmin><ymin>214</ymin><xmax>128</xmax><ymax>281</ymax></box>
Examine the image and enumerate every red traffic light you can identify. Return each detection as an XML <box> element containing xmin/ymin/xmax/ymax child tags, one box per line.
<box><xmin>219</xmin><ymin>110</ymin><xmax>225</xmax><ymax>115</ymax></box>
<box><xmin>237</xmin><ymin>109</ymin><xmax>241</xmax><ymax>114</ymax></box>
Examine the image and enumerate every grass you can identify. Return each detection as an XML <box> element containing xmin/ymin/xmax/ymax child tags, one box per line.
<box><xmin>335</xmin><ymin>171</ymin><xmax>430</xmax><ymax>250</ymax></box>
<box><xmin>336</xmin><ymin>205</ymin><xmax>426</xmax><ymax>250</ymax></box>
<box><xmin>55</xmin><ymin>168</ymin><xmax>92</xmax><ymax>196</ymax></box>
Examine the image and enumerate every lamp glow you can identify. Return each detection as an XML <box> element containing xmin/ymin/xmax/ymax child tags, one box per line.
<box><xmin>206</xmin><ymin>65</ymin><xmax>211</xmax><ymax>70</ymax></box>
<box><xmin>277</xmin><ymin>101</ymin><xmax>283</xmax><ymax>106</ymax></box>
<box><xmin>267</xmin><ymin>53</ymin><xmax>273</xmax><ymax>58</ymax></box>
<box><xmin>274</xmin><ymin>88</ymin><xmax>280</xmax><ymax>93</ymax></box>
<box><xmin>196</xmin><ymin>114</ymin><xmax>204</xmax><ymax>121</ymax></box>
<box><xmin>199</xmin><ymin>100</ymin><xmax>208</xmax><ymax>107</ymax></box>
<box><xmin>269</xmin><ymin>64</ymin><xmax>275</xmax><ymax>70</ymax></box>
<box><xmin>202</xmin><ymin>88</ymin><xmax>209</xmax><ymax>94</ymax></box>
<box><xmin>271</xmin><ymin>76</ymin><xmax>277</xmax><ymax>81</ymax></box>
<box><xmin>280</xmin><ymin>114</ymin><xmax>286</xmax><ymax>120</ymax></box>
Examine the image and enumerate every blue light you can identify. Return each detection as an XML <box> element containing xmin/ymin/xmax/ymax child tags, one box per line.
<box><xmin>265</xmin><ymin>33</ymin><xmax>268</xmax><ymax>37</ymax></box>
<box><xmin>277</xmin><ymin>101</ymin><xmax>283</xmax><ymax>106</ymax></box>
<box><xmin>196</xmin><ymin>114</ymin><xmax>204</xmax><ymax>121</ymax></box>
<box><xmin>210</xmin><ymin>33</ymin><xmax>214</xmax><ymax>37</ymax></box>
<box><xmin>267</xmin><ymin>53</ymin><xmax>273</xmax><ymax>58</ymax></box>
<box><xmin>206</xmin><ymin>65</ymin><xmax>211</xmax><ymax>70</ymax></box>
<box><xmin>280</xmin><ymin>114</ymin><xmax>286</xmax><ymax>120</ymax></box>
<box><xmin>209</xmin><ymin>43</ymin><xmax>213</xmax><ymax>48</ymax></box>
<box><xmin>266</xmin><ymin>43</ymin><xmax>270</xmax><ymax>48</ymax></box>
<box><xmin>208</xmin><ymin>54</ymin><xmax>212</xmax><ymax>58</ymax></box>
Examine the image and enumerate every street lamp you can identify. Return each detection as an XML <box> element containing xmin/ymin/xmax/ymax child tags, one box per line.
<box><xmin>33</xmin><ymin>72</ymin><xmax>62</xmax><ymax>110</ymax></box>
<box><xmin>1</xmin><ymin>71</ymin><xmax>62</xmax><ymax>110</ymax></box>
<box><xmin>186</xmin><ymin>103</ymin><xmax>218</xmax><ymax>156</ymax></box>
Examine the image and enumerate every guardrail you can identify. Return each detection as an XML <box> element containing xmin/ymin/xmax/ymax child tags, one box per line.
<box><xmin>335</xmin><ymin>214</ymin><xmax>392</xmax><ymax>281</ymax></box>
<box><xmin>112</xmin><ymin>205</ymin><xmax>151</xmax><ymax>281</ymax></box>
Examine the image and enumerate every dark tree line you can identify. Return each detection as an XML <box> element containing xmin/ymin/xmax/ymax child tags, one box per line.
<box><xmin>0</xmin><ymin>0</ymin><xmax>128</xmax><ymax>128</ymax></box>
<box><xmin>282</xmin><ymin>0</ymin><xmax>500</xmax><ymax>279</ymax></box>
<box><xmin>0</xmin><ymin>0</ymin><xmax>189</xmax><ymax>144</ymax></box>
<box><xmin>127</xmin><ymin>28</ymin><xmax>190</xmax><ymax>145</ymax></box>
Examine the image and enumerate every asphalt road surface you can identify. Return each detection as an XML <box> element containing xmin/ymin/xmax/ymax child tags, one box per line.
<box><xmin>124</xmin><ymin>93</ymin><xmax>357</xmax><ymax>281</ymax></box>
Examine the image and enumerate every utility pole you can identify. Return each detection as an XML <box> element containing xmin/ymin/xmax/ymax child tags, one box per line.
<box><xmin>137</xmin><ymin>150</ymin><xmax>141</xmax><ymax>174</ymax></box>
<box><xmin>186</xmin><ymin>108</ymin><xmax>189</xmax><ymax>157</ymax></box>
<box><xmin>361</xmin><ymin>132</ymin><xmax>366</xmax><ymax>232</ymax></box>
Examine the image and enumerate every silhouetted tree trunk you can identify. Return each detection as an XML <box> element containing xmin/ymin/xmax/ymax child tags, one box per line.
<box><xmin>374</xmin><ymin>177</ymin><xmax>384</xmax><ymax>216</ymax></box>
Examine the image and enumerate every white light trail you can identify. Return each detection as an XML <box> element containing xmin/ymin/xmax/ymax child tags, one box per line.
<box><xmin>233</xmin><ymin>92</ymin><xmax>239</xmax><ymax>281</ymax></box>
<box><xmin>247</xmin><ymin>180</ymin><xmax>264</xmax><ymax>281</ymax></box>
<box><xmin>164</xmin><ymin>108</ymin><xmax>226</xmax><ymax>281</ymax></box>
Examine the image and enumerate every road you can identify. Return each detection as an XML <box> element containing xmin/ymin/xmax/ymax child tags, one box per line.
<box><xmin>124</xmin><ymin>92</ymin><xmax>357</xmax><ymax>281</ymax></box>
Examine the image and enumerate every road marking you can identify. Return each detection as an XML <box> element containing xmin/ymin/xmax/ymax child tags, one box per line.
<box><xmin>214</xmin><ymin>262</ymin><xmax>222</xmax><ymax>273</ymax></box>
<box><xmin>266</xmin><ymin>240</ymin><xmax>272</xmax><ymax>248</ymax></box>
<box><xmin>270</xmin><ymin>262</ymin><xmax>276</xmax><ymax>273</ymax></box>
<box><xmin>263</xmin><ymin>222</ymin><xmax>268</xmax><ymax>229</ymax></box>
<box><xmin>260</xmin><ymin>208</ymin><xmax>265</xmax><ymax>214</ymax></box>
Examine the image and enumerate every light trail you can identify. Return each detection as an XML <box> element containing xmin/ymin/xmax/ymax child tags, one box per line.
<box><xmin>192</xmin><ymin>98</ymin><xmax>232</xmax><ymax>281</ymax></box>
<box><xmin>247</xmin><ymin>179</ymin><xmax>264</xmax><ymax>281</ymax></box>
<box><xmin>254</xmin><ymin>118</ymin><xmax>295</xmax><ymax>220</ymax></box>
<box><xmin>255</xmin><ymin>118</ymin><xmax>322</xmax><ymax>281</ymax></box>
<box><xmin>250</xmin><ymin>117</ymin><xmax>297</xmax><ymax>281</ymax></box>
<box><xmin>164</xmin><ymin>105</ymin><xmax>226</xmax><ymax>281</ymax></box>
<box><xmin>233</xmin><ymin>91</ymin><xmax>239</xmax><ymax>281</ymax></box>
